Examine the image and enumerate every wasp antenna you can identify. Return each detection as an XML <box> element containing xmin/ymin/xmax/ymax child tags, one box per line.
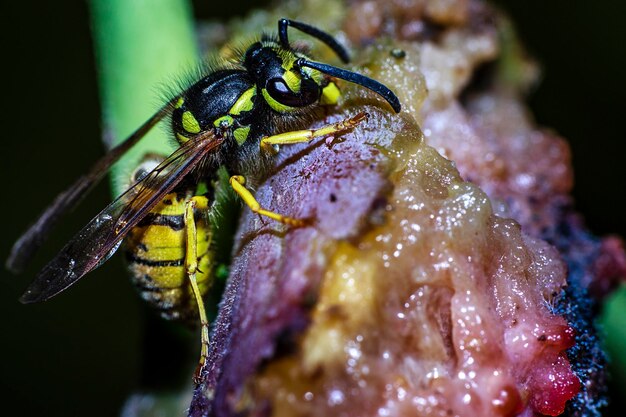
<box><xmin>278</xmin><ymin>18</ymin><xmax>350</xmax><ymax>64</ymax></box>
<box><xmin>299</xmin><ymin>59</ymin><xmax>401</xmax><ymax>113</ymax></box>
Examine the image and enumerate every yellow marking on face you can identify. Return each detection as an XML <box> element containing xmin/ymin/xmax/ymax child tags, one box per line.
<box><xmin>320</xmin><ymin>82</ymin><xmax>341</xmax><ymax>105</ymax></box>
<box><xmin>283</xmin><ymin>70</ymin><xmax>301</xmax><ymax>93</ymax></box>
<box><xmin>182</xmin><ymin>111</ymin><xmax>201</xmax><ymax>133</ymax></box>
<box><xmin>234</xmin><ymin>126</ymin><xmax>251</xmax><ymax>145</ymax></box>
<box><xmin>279</xmin><ymin>50</ymin><xmax>297</xmax><ymax>71</ymax></box>
<box><xmin>262</xmin><ymin>88</ymin><xmax>296</xmax><ymax>113</ymax></box>
<box><xmin>213</xmin><ymin>115</ymin><xmax>234</xmax><ymax>129</ymax></box>
<box><xmin>175</xmin><ymin>97</ymin><xmax>185</xmax><ymax>109</ymax></box>
<box><xmin>229</xmin><ymin>87</ymin><xmax>256</xmax><ymax>115</ymax></box>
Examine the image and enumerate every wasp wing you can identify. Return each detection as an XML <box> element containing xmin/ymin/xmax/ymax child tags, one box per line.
<box><xmin>6</xmin><ymin>101</ymin><xmax>175</xmax><ymax>274</ymax></box>
<box><xmin>20</xmin><ymin>131</ymin><xmax>223</xmax><ymax>304</ymax></box>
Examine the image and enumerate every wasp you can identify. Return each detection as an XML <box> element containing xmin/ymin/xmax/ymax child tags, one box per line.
<box><xmin>7</xmin><ymin>18</ymin><xmax>401</xmax><ymax>378</ymax></box>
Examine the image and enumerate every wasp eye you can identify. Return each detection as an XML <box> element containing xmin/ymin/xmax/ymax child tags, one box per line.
<box><xmin>266</xmin><ymin>78</ymin><xmax>298</xmax><ymax>106</ymax></box>
<box><xmin>266</xmin><ymin>77</ymin><xmax>320</xmax><ymax>108</ymax></box>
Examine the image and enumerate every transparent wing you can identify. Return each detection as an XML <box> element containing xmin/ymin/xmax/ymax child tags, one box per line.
<box><xmin>6</xmin><ymin>101</ymin><xmax>175</xmax><ymax>274</ymax></box>
<box><xmin>20</xmin><ymin>131</ymin><xmax>223</xmax><ymax>303</ymax></box>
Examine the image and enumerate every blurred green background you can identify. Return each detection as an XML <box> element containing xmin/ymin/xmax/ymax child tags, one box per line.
<box><xmin>1</xmin><ymin>1</ymin><xmax>624</xmax><ymax>416</ymax></box>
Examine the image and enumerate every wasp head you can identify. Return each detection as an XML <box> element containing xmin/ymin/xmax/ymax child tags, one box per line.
<box><xmin>244</xmin><ymin>39</ymin><xmax>326</xmax><ymax>112</ymax></box>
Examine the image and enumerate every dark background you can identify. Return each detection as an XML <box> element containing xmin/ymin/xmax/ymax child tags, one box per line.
<box><xmin>2</xmin><ymin>1</ymin><xmax>624</xmax><ymax>416</ymax></box>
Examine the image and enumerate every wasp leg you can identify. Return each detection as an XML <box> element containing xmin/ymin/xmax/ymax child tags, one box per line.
<box><xmin>260</xmin><ymin>111</ymin><xmax>367</xmax><ymax>154</ymax></box>
<box><xmin>185</xmin><ymin>197</ymin><xmax>210</xmax><ymax>384</ymax></box>
<box><xmin>229</xmin><ymin>175</ymin><xmax>307</xmax><ymax>227</ymax></box>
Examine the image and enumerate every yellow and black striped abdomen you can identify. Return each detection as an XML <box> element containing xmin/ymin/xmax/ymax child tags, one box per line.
<box><xmin>124</xmin><ymin>192</ymin><xmax>213</xmax><ymax>323</ymax></box>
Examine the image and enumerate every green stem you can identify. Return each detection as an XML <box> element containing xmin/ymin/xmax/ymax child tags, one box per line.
<box><xmin>89</xmin><ymin>0</ymin><xmax>198</xmax><ymax>195</ymax></box>
<box><xmin>600</xmin><ymin>285</ymin><xmax>626</xmax><ymax>394</ymax></box>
